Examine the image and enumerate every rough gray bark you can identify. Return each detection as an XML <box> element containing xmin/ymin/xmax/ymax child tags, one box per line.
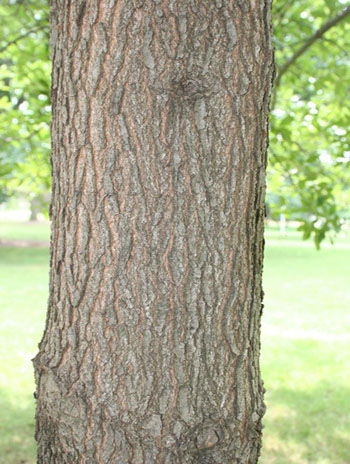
<box><xmin>34</xmin><ymin>1</ymin><xmax>274</xmax><ymax>463</ymax></box>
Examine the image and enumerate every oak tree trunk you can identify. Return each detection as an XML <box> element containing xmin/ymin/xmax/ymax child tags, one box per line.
<box><xmin>34</xmin><ymin>1</ymin><xmax>274</xmax><ymax>462</ymax></box>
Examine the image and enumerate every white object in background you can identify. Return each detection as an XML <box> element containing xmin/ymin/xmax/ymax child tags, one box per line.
<box><xmin>280</xmin><ymin>213</ymin><xmax>287</xmax><ymax>235</ymax></box>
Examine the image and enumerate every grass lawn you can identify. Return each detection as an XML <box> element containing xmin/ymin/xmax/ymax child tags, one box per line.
<box><xmin>260</xmin><ymin>228</ymin><xmax>350</xmax><ymax>464</ymax></box>
<box><xmin>0</xmin><ymin>221</ymin><xmax>349</xmax><ymax>463</ymax></box>
<box><xmin>0</xmin><ymin>247</ymin><xmax>49</xmax><ymax>464</ymax></box>
<box><xmin>0</xmin><ymin>221</ymin><xmax>50</xmax><ymax>243</ymax></box>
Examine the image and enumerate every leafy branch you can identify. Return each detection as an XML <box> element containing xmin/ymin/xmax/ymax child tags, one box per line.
<box><xmin>0</xmin><ymin>24</ymin><xmax>48</xmax><ymax>54</ymax></box>
<box><xmin>273</xmin><ymin>5</ymin><xmax>350</xmax><ymax>93</ymax></box>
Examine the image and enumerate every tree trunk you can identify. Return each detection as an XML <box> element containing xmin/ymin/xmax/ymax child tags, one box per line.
<box><xmin>34</xmin><ymin>1</ymin><xmax>274</xmax><ymax>462</ymax></box>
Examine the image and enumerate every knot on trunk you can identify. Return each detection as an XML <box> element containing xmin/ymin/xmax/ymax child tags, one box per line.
<box><xmin>170</xmin><ymin>73</ymin><xmax>218</xmax><ymax>101</ymax></box>
<box><xmin>195</xmin><ymin>427</ymin><xmax>220</xmax><ymax>449</ymax></box>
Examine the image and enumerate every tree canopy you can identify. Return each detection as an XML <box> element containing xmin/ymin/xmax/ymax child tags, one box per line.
<box><xmin>1</xmin><ymin>0</ymin><xmax>349</xmax><ymax>245</ymax></box>
<box><xmin>271</xmin><ymin>0</ymin><xmax>350</xmax><ymax>247</ymax></box>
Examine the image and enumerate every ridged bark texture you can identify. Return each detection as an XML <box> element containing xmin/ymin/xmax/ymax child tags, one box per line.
<box><xmin>34</xmin><ymin>1</ymin><xmax>274</xmax><ymax>463</ymax></box>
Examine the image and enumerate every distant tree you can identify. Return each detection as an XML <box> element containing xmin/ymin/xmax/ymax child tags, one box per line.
<box><xmin>33</xmin><ymin>1</ymin><xmax>274</xmax><ymax>462</ymax></box>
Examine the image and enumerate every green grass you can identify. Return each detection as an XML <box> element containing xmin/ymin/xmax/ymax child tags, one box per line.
<box><xmin>0</xmin><ymin>246</ymin><xmax>49</xmax><ymax>464</ymax></box>
<box><xmin>260</xmin><ymin>230</ymin><xmax>350</xmax><ymax>464</ymax></box>
<box><xmin>0</xmin><ymin>221</ymin><xmax>349</xmax><ymax>463</ymax></box>
<box><xmin>0</xmin><ymin>221</ymin><xmax>50</xmax><ymax>243</ymax></box>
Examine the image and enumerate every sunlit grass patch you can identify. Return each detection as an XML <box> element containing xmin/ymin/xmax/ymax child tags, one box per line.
<box><xmin>260</xmin><ymin>231</ymin><xmax>350</xmax><ymax>464</ymax></box>
<box><xmin>0</xmin><ymin>221</ymin><xmax>50</xmax><ymax>243</ymax></box>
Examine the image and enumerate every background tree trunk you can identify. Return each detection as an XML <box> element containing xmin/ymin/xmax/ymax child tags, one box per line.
<box><xmin>34</xmin><ymin>1</ymin><xmax>274</xmax><ymax>462</ymax></box>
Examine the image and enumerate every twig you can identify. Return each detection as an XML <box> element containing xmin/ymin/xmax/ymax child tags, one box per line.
<box><xmin>274</xmin><ymin>5</ymin><xmax>350</xmax><ymax>92</ymax></box>
<box><xmin>0</xmin><ymin>25</ymin><xmax>48</xmax><ymax>54</ymax></box>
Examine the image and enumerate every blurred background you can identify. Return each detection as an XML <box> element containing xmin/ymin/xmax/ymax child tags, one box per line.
<box><xmin>0</xmin><ymin>0</ymin><xmax>349</xmax><ymax>463</ymax></box>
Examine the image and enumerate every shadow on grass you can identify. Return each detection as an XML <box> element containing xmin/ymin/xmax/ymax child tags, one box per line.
<box><xmin>0</xmin><ymin>388</ymin><xmax>36</xmax><ymax>464</ymax></box>
<box><xmin>262</xmin><ymin>380</ymin><xmax>350</xmax><ymax>464</ymax></box>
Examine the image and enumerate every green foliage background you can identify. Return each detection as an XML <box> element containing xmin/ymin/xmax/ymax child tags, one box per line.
<box><xmin>0</xmin><ymin>0</ymin><xmax>50</xmax><ymax>205</ymax></box>
<box><xmin>270</xmin><ymin>0</ymin><xmax>350</xmax><ymax>246</ymax></box>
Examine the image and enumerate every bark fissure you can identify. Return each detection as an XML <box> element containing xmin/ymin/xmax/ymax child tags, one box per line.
<box><xmin>34</xmin><ymin>1</ymin><xmax>274</xmax><ymax>462</ymax></box>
